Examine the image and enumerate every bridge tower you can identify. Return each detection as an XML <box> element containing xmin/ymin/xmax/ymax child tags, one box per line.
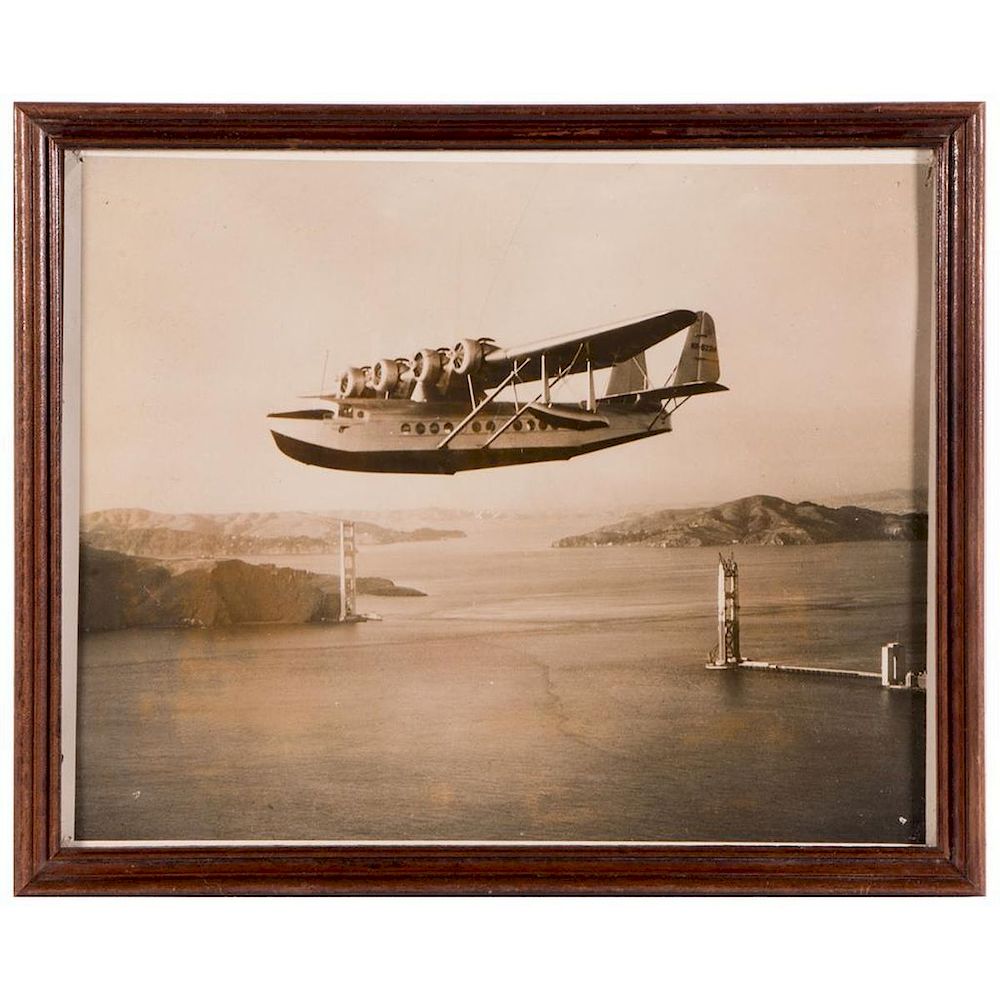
<box><xmin>710</xmin><ymin>553</ymin><xmax>742</xmax><ymax>667</ymax></box>
<box><xmin>338</xmin><ymin>520</ymin><xmax>358</xmax><ymax>621</ymax></box>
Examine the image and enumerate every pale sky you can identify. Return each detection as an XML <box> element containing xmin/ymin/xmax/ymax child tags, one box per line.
<box><xmin>73</xmin><ymin>151</ymin><xmax>934</xmax><ymax>514</ymax></box>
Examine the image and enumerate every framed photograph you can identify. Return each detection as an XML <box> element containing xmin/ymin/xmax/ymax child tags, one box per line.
<box><xmin>14</xmin><ymin>103</ymin><xmax>984</xmax><ymax>895</ymax></box>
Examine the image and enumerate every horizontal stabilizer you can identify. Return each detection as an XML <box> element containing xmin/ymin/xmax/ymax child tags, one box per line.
<box><xmin>600</xmin><ymin>382</ymin><xmax>729</xmax><ymax>405</ymax></box>
<box><xmin>524</xmin><ymin>402</ymin><xmax>610</xmax><ymax>430</ymax></box>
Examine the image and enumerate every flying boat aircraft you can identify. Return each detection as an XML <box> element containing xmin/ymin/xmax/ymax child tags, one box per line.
<box><xmin>268</xmin><ymin>308</ymin><xmax>726</xmax><ymax>475</ymax></box>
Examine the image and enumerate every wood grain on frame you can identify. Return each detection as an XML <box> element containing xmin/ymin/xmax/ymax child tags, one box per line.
<box><xmin>13</xmin><ymin>103</ymin><xmax>985</xmax><ymax>895</ymax></box>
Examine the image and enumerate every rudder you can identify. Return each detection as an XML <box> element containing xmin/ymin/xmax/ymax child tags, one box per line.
<box><xmin>673</xmin><ymin>312</ymin><xmax>719</xmax><ymax>385</ymax></box>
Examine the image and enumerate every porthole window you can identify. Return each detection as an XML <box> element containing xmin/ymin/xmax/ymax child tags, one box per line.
<box><xmin>485</xmin><ymin>421</ymin><xmax>496</xmax><ymax>432</ymax></box>
<box><xmin>443</xmin><ymin>422</ymin><xmax>454</xmax><ymax>433</ymax></box>
<box><xmin>526</xmin><ymin>419</ymin><xmax>535</xmax><ymax>431</ymax></box>
<box><xmin>538</xmin><ymin>421</ymin><xmax>548</xmax><ymax>431</ymax></box>
<box><xmin>471</xmin><ymin>421</ymin><xmax>482</xmax><ymax>433</ymax></box>
<box><xmin>401</xmin><ymin>423</ymin><xmax>411</xmax><ymax>434</ymax></box>
<box><xmin>513</xmin><ymin>419</ymin><xmax>523</xmax><ymax>431</ymax></box>
<box><xmin>356</xmin><ymin>409</ymin><xmax>365</xmax><ymax>419</ymax></box>
<box><xmin>415</xmin><ymin>423</ymin><xmax>426</xmax><ymax>435</ymax></box>
<box><xmin>429</xmin><ymin>422</ymin><xmax>440</xmax><ymax>435</ymax></box>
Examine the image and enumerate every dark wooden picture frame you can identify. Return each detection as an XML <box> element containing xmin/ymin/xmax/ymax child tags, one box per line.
<box><xmin>13</xmin><ymin>102</ymin><xmax>984</xmax><ymax>895</ymax></box>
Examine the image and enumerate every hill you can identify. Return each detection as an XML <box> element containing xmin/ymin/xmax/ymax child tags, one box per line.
<box><xmin>816</xmin><ymin>488</ymin><xmax>928</xmax><ymax>515</ymax></box>
<box><xmin>552</xmin><ymin>494</ymin><xmax>928</xmax><ymax>548</ymax></box>
<box><xmin>81</xmin><ymin>508</ymin><xmax>464</xmax><ymax>560</ymax></box>
<box><xmin>78</xmin><ymin>544</ymin><xmax>424</xmax><ymax>632</ymax></box>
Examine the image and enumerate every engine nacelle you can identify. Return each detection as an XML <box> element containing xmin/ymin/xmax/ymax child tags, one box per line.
<box><xmin>370</xmin><ymin>358</ymin><xmax>400</xmax><ymax>394</ymax></box>
<box><xmin>412</xmin><ymin>349</ymin><xmax>443</xmax><ymax>384</ymax></box>
<box><xmin>338</xmin><ymin>366</ymin><xmax>368</xmax><ymax>398</ymax></box>
<box><xmin>451</xmin><ymin>338</ymin><xmax>485</xmax><ymax>376</ymax></box>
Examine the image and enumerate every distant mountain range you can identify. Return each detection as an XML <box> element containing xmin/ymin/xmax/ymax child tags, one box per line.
<box><xmin>552</xmin><ymin>494</ymin><xmax>928</xmax><ymax>549</ymax></box>
<box><xmin>816</xmin><ymin>488</ymin><xmax>928</xmax><ymax>515</ymax></box>
<box><xmin>81</xmin><ymin>508</ymin><xmax>464</xmax><ymax>560</ymax></box>
<box><xmin>79</xmin><ymin>544</ymin><xmax>424</xmax><ymax>632</ymax></box>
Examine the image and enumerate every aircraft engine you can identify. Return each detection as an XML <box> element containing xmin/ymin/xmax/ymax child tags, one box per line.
<box><xmin>338</xmin><ymin>366</ymin><xmax>369</xmax><ymax>398</ymax></box>
<box><xmin>450</xmin><ymin>338</ymin><xmax>484</xmax><ymax>376</ymax></box>
<box><xmin>370</xmin><ymin>358</ymin><xmax>400</xmax><ymax>394</ymax></box>
<box><xmin>412</xmin><ymin>349</ymin><xmax>443</xmax><ymax>384</ymax></box>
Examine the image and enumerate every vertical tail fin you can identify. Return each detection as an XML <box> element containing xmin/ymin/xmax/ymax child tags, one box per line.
<box><xmin>673</xmin><ymin>312</ymin><xmax>719</xmax><ymax>385</ymax></box>
<box><xmin>605</xmin><ymin>350</ymin><xmax>649</xmax><ymax>396</ymax></box>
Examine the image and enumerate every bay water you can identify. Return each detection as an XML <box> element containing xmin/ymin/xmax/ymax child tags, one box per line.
<box><xmin>75</xmin><ymin>519</ymin><xmax>927</xmax><ymax>843</ymax></box>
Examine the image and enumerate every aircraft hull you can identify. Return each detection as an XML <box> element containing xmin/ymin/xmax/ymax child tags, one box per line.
<box><xmin>267</xmin><ymin>400</ymin><xmax>666</xmax><ymax>475</ymax></box>
<box><xmin>270</xmin><ymin>427</ymin><xmax>657</xmax><ymax>474</ymax></box>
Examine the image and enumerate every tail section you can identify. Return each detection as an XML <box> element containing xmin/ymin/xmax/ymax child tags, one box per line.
<box><xmin>673</xmin><ymin>311</ymin><xmax>719</xmax><ymax>386</ymax></box>
<box><xmin>599</xmin><ymin>310</ymin><xmax>726</xmax><ymax>407</ymax></box>
<box><xmin>605</xmin><ymin>351</ymin><xmax>650</xmax><ymax>396</ymax></box>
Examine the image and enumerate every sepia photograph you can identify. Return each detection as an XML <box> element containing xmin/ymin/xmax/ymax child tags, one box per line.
<box><xmin>61</xmin><ymin>146</ymin><xmax>935</xmax><ymax>847</ymax></box>
<box><xmin>5</xmin><ymin>4</ymin><xmax>994</xmax><ymax>993</ymax></box>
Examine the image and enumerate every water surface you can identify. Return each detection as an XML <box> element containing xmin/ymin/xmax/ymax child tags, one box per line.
<box><xmin>75</xmin><ymin>524</ymin><xmax>927</xmax><ymax>843</ymax></box>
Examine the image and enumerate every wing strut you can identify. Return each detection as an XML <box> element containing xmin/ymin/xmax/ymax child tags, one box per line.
<box><xmin>482</xmin><ymin>346</ymin><xmax>583</xmax><ymax>448</ymax></box>
<box><xmin>437</xmin><ymin>360</ymin><xmax>529</xmax><ymax>449</ymax></box>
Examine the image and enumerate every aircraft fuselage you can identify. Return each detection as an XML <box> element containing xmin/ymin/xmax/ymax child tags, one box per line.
<box><xmin>268</xmin><ymin>397</ymin><xmax>669</xmax><ymax>475</ymax></box>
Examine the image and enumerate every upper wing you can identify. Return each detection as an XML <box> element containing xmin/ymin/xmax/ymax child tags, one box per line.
<box><xmin>479</xmin><ymin>308</ymin><xmax>698</xmax><ymax>386</ymax></box>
